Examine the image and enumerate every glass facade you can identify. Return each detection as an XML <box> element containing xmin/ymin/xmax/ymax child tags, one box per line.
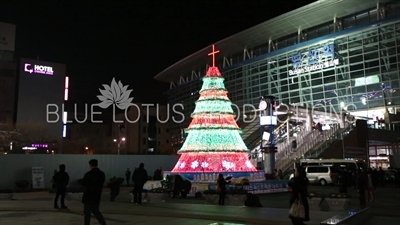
<box><xmin>240</xmin><ymin>21</ymin><xmax>400</xmax><ymax>110</ymax></box>
<box><xmin>167</xmin><ymin>2</ymin><xmax>400</xmax><ymax>151</ymax></box>
<box><xmin>369</xmin><ymin>145</ymin><xmax>396</xmax><ymax>169</ymax></box>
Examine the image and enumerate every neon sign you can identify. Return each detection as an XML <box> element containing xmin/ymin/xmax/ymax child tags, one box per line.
<box><xmin>31</xmin><ymin>144</ymin><xmax>48</xmax><ymax>148</ymax></box>
<box><xmin>289</xmin><ymin>43</ymin><xmax>339</xmax><ymax>76</ymax></box>
<box><xmin>24</xmin><ymin>63</ymin><xmax>54</xmax><ymax>75</ymax></box>
<box><xmin>289</xmin><ymin>59</ymin><xmax>339</xmax><ymax>76</ymax></box>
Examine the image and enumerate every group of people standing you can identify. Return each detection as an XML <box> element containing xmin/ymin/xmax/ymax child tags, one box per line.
<box><xmin>338</xmin><ymin>167</ymin><xmax>387</xmax><ymax>205</ymax></box>
<box><xmin>52</xmin><ymin>160</ymin><xmax>148</xmax><ymax>225</ymax></box>
<box><xmin>356</xmin><ymin>167</ymin><xmax>386</xmax><ymax>205</ymax></box>
<box><xmin>52</xmin><ymin>159</ymin><xmax>107</xmax><ymax>225</ymax></box>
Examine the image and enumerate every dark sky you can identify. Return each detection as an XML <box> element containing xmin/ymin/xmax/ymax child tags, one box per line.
<box><xmin>1</xmin><ymin>0</ymin><xmax>315</xmax><ymax>105</ymax></box>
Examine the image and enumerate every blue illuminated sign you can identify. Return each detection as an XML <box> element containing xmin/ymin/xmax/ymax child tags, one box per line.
<box><xmin>289</xmin><ymin>43</ymin><xmax>338</xmax><ymax>76</ymax></box>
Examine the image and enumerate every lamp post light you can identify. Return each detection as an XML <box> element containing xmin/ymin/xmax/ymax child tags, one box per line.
<box><xmin>115</xmin><ymin>137</ymin><xmax>126</xmax><ymax>155</ymax></box>
<box><xmin>259</xmin><ymin>96</ymin><xmax>278</xmax><ymax>179</ymax></box>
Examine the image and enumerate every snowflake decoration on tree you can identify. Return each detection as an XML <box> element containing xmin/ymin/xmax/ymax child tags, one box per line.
<box><xmin>191</xmin><ymin>161</ymin><xmax>199</xmax><ymax>169</ymax></box>
<box><xmin>222</xmin><ymin>160</ymin><xmax>234</xmax><ymax>170</ymax></box>
<box><xmin>246</xmin><ymin>161</ymin><xmax>254</xmax><ymax>169</ymax></box>
<box><xmin>201</xmin><ymin>162</ymin><xmax>209</xmax><ymax>168</ymax></box>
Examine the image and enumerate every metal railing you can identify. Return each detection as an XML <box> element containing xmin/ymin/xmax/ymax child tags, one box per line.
<box><xmin>275</xmin><ymin>121</ymin><xmax>400</xmax><ymax>174</ymax></box>
<box><xmin>303</xmin><ymin>124</ymin><xmax>354</xmax><ymax>159</ymax></box>
<box><xmin>275</xmin><ymin>125</ymin><xmax>340</xmax><ymax>173</ymax></box>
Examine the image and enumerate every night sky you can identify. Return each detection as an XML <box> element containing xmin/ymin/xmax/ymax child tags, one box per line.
<box><xmin>1</xmin><ymin>0</ymin><xmax>316</xmax><ymax>106</ymax></box>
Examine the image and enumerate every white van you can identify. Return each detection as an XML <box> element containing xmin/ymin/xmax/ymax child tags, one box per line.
<box><xmin>289</xmin><ymin>166</ymin><xmax>339</xmax><ymax>186</ymax></box>
<box><xmin>296</xmin><ymin>158</ymin><xmax>366</xmax><ymax>171</ymax></box>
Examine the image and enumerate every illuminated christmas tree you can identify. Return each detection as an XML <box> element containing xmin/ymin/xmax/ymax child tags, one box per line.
<box><xmin>172</xmin><ymin>45</ymin><xmax>257</xmax><ymax>173</ymax></box>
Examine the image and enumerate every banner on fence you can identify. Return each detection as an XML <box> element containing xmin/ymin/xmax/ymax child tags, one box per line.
<box><xmin>31</xmin><ymin>167</ymin><xmax>45</xmax><ymax>189</ymax></box>
<box><xmin>208</xmin><ymin>180</ymin><xmax>288</xmax><ymax>194</ymax></box>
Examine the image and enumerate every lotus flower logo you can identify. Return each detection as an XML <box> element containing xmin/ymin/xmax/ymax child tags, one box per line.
<box><xmin>97</xmin><ymin>78</ymin><xmax>133</xmax><ymax>110</ymax></box>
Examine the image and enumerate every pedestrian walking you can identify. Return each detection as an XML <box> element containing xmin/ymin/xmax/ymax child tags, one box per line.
<box><xmin>125</xmin><ymin>168</ymin><xmax>131</xmax><ymax>187</ymax></box>
<box><xmin>53</xmin><ymin>164</ymin><xmax>69</xmax><ymax>209</ymax></box>
<box><xmin>81</xmin><ymin>159</ymin><xmax>106</xmax><ymax>225</ymax></box>
<box><xmin>132</xmin><ymin>163</ymin><xmax>148</xmax><ymax>204</ymax></box>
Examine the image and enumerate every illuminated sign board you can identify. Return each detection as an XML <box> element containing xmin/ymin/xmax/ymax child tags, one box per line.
<box><xmin>31</xmin><ymin>144</ymin><xmax>48</xmax><ymax>148</ymax></box>
<box><xmin>24</xmin><ymin>63</ymin><xmax>54</xmax><ymax>75</ymax></box>
<box><xmin>354</xmin><ymin>75</ymin><xmax>380</xmax><ymax>87</ymax></box>
<box><xmin>289</xmin><ymin>43</ymin><xmax>339</xmax><ymax>76</ymax></box>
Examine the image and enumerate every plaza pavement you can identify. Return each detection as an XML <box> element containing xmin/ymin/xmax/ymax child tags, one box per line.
<box><xmin>0</xmin><ymin>211</ymin><xmax>235</xmax><ymax>225</ymax></box>
<box><xmin>0</xmin><ymin>185</ymin><xmax>399</xmax><ymax>225</ymax></box>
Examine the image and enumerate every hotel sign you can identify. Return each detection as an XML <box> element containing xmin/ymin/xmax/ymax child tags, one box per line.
<box><xmin>24</xmin><ymin>63</ymin><xmax>54</xmax><ymax>75</ymax></box>
<box><xmin>289</xmin><ymin>43</ymin><xmax>338</xmax><ymax>76</ymax></box>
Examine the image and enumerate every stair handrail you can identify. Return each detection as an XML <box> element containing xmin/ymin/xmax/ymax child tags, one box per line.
<box><xmin>305</xmin><ymin>124</ymin><xmax>355</xmax><ymax>158</ymax></box>
<box><xmin>275</xmin><ymin>126</ymin><xmax>340</xmax><ymax>173</ymax></box>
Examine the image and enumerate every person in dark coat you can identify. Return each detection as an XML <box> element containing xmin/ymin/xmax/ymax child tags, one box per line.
<box><xmin>217</xmin><ymin>174</ymin><xmax>231</xmax><ymax>205</ymax></box>
<box><xmin>53</xmin><ymin>164</ymin><xmax>69</xmax><ymax>209</ymax></box>
<box><xmin>288</xmin><ymin>166</ymin><xmax>310</xmax><ymax>225</ymax></box>
<box><xmin>132</xmin><ymin>163</ymin><xmax>148</xmax><ymax>204</ymax></box>
<box><xmin>125</xmin><ymin>168</ymin><xmax>131</xmax><ymax>187</ymax></box>
<box><xmin>378</xmin><ymin>167</ymin><xmax>385</xmax><ymax>187</ymax></box>
<box><xmin>395</xmin><ymin>169</ymin><xmax>400</xmax><ymax>188</ymax></box>
<box><xmin>108</xmin><ymin>177</ymin><xmax>121</xmax><ymax>202</ymax></box>
<box><xmin>356</xmin><ymin>169</ymin><xmax>368</xmax><ymax>206</ymax></box>
<box><xmin>153</xmin><ymin>169</ymin><xmax>161</xmax><ymax>180</ymax></box>
<box><xmin>317</xmin><ymin>122</ymin><xmax>323</xmax><ymax>134</ymax></box>
<box><xmin>81</xmin><ymin>159</ymin><xmax>106</xmax><ymax>225</ymax></box>
<box><xmin>50</xmin><ymin>170</ymin><xmax>58</xmax><ymax>193</ymax></box>
<box><xmin>339</xmin><ymin>168</ymin><xmax>349</xmax><ymax>193</ymax></box>
<box><xmin>372</xmin><ymin>168</ymin><xmax>379</xmax><ymax>190</ymax></box>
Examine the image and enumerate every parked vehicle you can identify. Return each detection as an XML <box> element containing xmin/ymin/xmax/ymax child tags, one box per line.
<box><xmin>289</xmin><ymin>166</ymin><xmax>339</xmax><ymax>186</ymax></box>
<box><xmin>295</xmin><ymin>158</ymin><xmax>366</xmax><ymax>171</ymax></box>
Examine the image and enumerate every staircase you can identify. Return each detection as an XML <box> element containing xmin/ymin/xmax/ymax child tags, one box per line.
<box><xmin>239</xmin><ymin>115</ymin><xmax>260</xmax><ymax>141</ymax></box>
<box><xmin>302</xmin><ymin>125</ymin><xmax>354</xmax><ymax>159</ymax></box>
<box><xmin>274</xmin><ymin>125</ymin><xmax>343</xmax><ymax>173</ymax></box>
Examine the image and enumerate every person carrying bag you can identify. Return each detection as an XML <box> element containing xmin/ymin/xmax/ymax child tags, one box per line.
<box><xmin>289</xmin><ymin>197</ymin><xmax>306</xmax><ymax>219</ymax></box>
<box><xmin>288</xmin><ymin>166</ymin><xmax>310</xmax><ymax>225</ymax></box>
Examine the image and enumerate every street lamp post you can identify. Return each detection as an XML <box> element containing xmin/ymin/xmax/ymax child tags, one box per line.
<box><xmin>114</xmin><ymin>138</ymin><xmax>125</xmax><ymax>155</ymax></box>
<box><xmin>259</xmin><ymin>96</ymin><xmax>278</xmax><ymax>179</ymax></box>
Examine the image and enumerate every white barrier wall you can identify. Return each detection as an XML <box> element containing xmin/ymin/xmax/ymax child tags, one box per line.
<box><xmin>0</xmin><ymin>154</ymin><xmax>179</xmax><ymax>189</ymax></box>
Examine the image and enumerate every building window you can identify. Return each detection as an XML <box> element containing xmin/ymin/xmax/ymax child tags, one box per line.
<box><xmin>343</xmin><ymin>16</ymin><xmax>356</xmax><ymax>29</ymax></box>
<box><xmin>142</xmin><ymin>126</ymin><xmax>146</xmax><ymax>133</ymax></box>
<box><xmin>158</xmin><ymin>127</ymin><xmax>161</xmax><ymax>134</ymax></box>
<box><xmin>166</xmin><ymin>140</ymin><xmax>169</xmax><ymax>144</ymax></box>
<box><xmin>142</xmin><ymin>138</ymin><xmax>146</xmax><ymax>145</ymax></box>
<box><xmin>166</xmin><ymin>129</ymin><xmax>169</xmax><ymax>133</ymax></box>
<box><xmin>158</xmin><ymin>140</ymin><xmax>161</xmax><ymax>145</ymax></box>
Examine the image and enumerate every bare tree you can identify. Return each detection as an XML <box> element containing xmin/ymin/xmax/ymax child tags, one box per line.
<box><xmin>84</xmin><ymin>135</ymin><xmax>111</xmax><ymax>154</ymax></box>
<box><xmin>63</xmin><ymin>135</ymin><xmax>111</xmax><ymax>154</ymax></box>
<box><xmin>15</xmin><ymin>121</ymin><xmax>57</xmax><ymax>144</ymax></box>
<box><xmin>0</xmin><ymin>120</ymin><xmax>21</xmax><ymax>151</ymax></box>
<box><xmin>62</xmin><ymin>138</ymin><xmax>87</xmax><ymax>154</ymax></box>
